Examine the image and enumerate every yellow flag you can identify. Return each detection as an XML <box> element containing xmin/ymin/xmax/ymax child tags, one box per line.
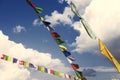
<box><xmin>8</xmin><ymin>56</ymin><xmax>12</xmax><ymax>61</ymax></box>
<box><xmin>99</xmin><ymin>39</ymin><xmax>120</xmax><ymax>72</ymax></box>
<box><xmin>40</xmin><ymin>66</ymin><xmax>45</xmax><ymax>72</ymax></box>
<box><xmin>24</xmin><ymin>62</ymin><xmax>30</xmax><ymax>67</ymax></box>
<box><xmin>39</xmin><ymin>16</ymin><xmax>44</xmax><ymax>21</ymax></box>
<box><xmin>59</xmin><ymin>45</ymin><xmax>67</xmax><ymax>51</ymax></box>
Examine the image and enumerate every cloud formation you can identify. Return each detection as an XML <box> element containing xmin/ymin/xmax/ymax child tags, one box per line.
<box><xmin>0</xmin><ymin>30</ymin><xmax>70</xmax><ymax>80</ymax></box>
<box><xmin>13</xmin><ymin>25</ymin><xmax>26</xmax><ymax>33</ymax></box>
<box><xmin>45</xmin><ymin>7</ymin><xmax>74</xmax><ymax>27</ymax></box>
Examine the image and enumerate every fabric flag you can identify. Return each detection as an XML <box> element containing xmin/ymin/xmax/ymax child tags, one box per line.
<box><xmin>1</xmin><ymin>54</ymin><xmax>6</xmax><ymax>60</ymax></box>
<box><xmin>44</xmin><ymin>67</ymin><xmax>48</xmax><ymax>73</ymax></box>
<box><xmin>75</xmin><ymin>70</ymin><xmax>83</xmax><ymax>78</ymax></box>
<box><xmin>35</xmin><ymin>7</ymin><xmax>43</xmax><ymax>13</ymax></box>
<box><xmin>55</xmin><ymin>38</ymin><xmax>64</xmax><ymax>45</ymax></box>
<box><xmin>42</xmin><ymin>21</ymin><xmax>54</xmax><ymax>31</ymax></box>
<box><xmin>70</xmin><ymin>2</ymin><xmax>82</xmax><ymax>19</ymax></box>
<box><xmin>46</xmin><ymin>26</ymin><xmax>54</xmax><ymax>32</ymax></box>
<box><xmin>38</xmin><ymin>66</ymin><xmax>45</xmax><ymax>72</ymax></box>
<box><xmin>26</xmin><ymin>0</ymin><xmax>36</xmax><ymax>8</ymax></box>
<box><xmin>64</xmin><ymin>74</ymin><xmax>71</xmax><ymax>79</ymax></box>
<box><xmin>54</xmin><ymin>71</ymin><xmax>59</xmax><ymax>76</ymax></box>
<box><xmin>19</xmin><ymin>60</ymin><xmax>24</xmax><ymax>65</ymax></box>
<box><xmin>40</xmin><ymin>66</ymin><xmax>45</xmax><ymax>72</ymax></box>
<box><xmin>58</xmin><ymin>72</ymin><xmax>64</xmax><ymax>77</ymax></box>
<box><xmin>63</xmin><ymin>51</ymin><xmax>71</xmax><ymax>57</ymax></box>
<box><xmin>26</xmin><ymin>0</ymin><xmax>43</xmax><ymax>14</ymax></box>
<box><xmin>1</xmin><ymin>54</ymin><xmax>78</xmax><ymax>80</ymax></box>
<box><xmin>29</xmin><ymin>63</ymin><xmax>35</xmax><ymax>68</ymax></box>
<box><xmin>8</xmin><ymin>56</ymin><xmax>12</xmax><ymax>61</ymax></box>
<box><xmin>59</xmin><ymin>45</ymin><xmax>67</xmax><ymax>51</ymax></box>
<box><xmin>24</xmin><ymin>62</ymin><xmax>30</xmax><ymax>67</ymax></box>
<box><xmin>80</xmin><ymin>18</ymin><xmax>97</xmax><ymax>39</ymax></box>
<box><xmin>67</xmin><ymin>58</ymin><xmax>73</xmax><ymax>63</ymax></box>
<box><xmin>47</xmin><ymin>69</ymin><xmax>54</xmax><ymax>74</ymax></box>
<box><xmin>70</xmin><ymin>2</ymin><xmax>97</xmax><ymax>40</ymax></box>
<box><xmin>38</xmin><ymin>66</ymin><xmax>41</xmax><ymax>71</ymax></box>
<box><xmin>39</xmin><ymin>16</ymin><xmax>44</xmax><ymax>21</ymax></box>
<box><xmin>13</xmin><ymin>58</ymin><xmax>18</xmax><ymax>63</ymax></box>
<box><xmin>43</xmin><ymin>21</ymin><xmax>51</xmax><ymax>27</ymax></box>
<box><xmin>53</xmin><ymin>71</ymin><xmax>63</xmax><ymax>77</ymax></box>
<box><xmin>51</xmin><ymin>32</ymin><xmax>60</xmax><ymax>38</ymax></box>
<box><xmin>99</xmin><ymin>39</ymin><xmax>120</xmax><ymax>72</ymax></box>
<box><xmin>71</xmin><ymin>63</ymin><xmax>79</xmax><ymax>70</ymax></box>
<box><xmin>5</xmin><ymin>55</ymin><xmax>9</xmax><ymax>61</ymax></box>
<box><xmin>34</xmin><ymin>65</ymin><xmax>38</xmax><ymax>70</ymax></box>
<box><xmin>68</xmin><ymin>56</ymin><xmax>75</xmax><ymax>61</ymax></box>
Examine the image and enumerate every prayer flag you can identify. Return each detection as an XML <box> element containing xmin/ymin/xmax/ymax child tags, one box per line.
<box><xmin>51</xmin><ymin>32</ymin><xmax>60</xmax><ymax>38</ymax></box>
<box><xmin>63</xmin><ymin>51</ymin><xmax>71</xmax><ymax>57</ymax></box>
<box><xmin>13</xmin><ymin>58</ymin><xmax>18</xmax><ymax>63</ymax></box>
<box><xmin>59</xmin><ymin>45</ymin><xmax>67</xmax><ymax>51</ymax></box>
<box><xmin>1</xmin><ymin>54</ymin><xmax>6</xmax><ymax>60</ymax></box>
<box><xmin>99</xmin><ymin>39</ymin><xmax>120</xmax><ymax>72</ymax></box>
<box><xmin>55</xmin><ymin>38</ymin><xmax>64</xmax><ymax>45</ymax></box>
<box><xmin>24</xmin><ymin>62</ymin><xmax>30</xmax><ymax>67</ymax></box>
<box><xmin>71</xmin><ymin>63</ymin><xmax>79</xmax><ymax>70</ymax></box>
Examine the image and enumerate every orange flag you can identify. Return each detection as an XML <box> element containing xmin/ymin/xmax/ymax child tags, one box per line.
<box><xmin>99</xmin><ymin>39</ymin><xmax>120</xmax><ymax>72</ymax></box>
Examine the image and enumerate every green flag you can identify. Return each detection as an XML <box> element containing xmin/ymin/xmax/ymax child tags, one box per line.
<box><xmin>70</xmin><ymin>2</ymin><xmax>82</xmax><ymax>18</ymax></box>
<box><xmin>70</xmin><ymin>2</ymin><xmax>97</xmax><ymax>39</ymax></box>
<box><xmin>55</xmin><ymin>38</ymin><xmax>64</xmax><ymax>45</ymax></box>
<box><xmin>75</xmin><ymin>70</ymin><xmax>83</xmax><ymax>78</ymax></box>
<box><xmin>81</xmin><ymin>18</ymin><xmax>97</xmax><ymax>39</ymax></box>
<box><xmin>35</xmin><ymin>7</ymin><xmax>43</xmax><ymax>13</ymax></box>
<box><xmin>5</xmin><ymin>56</ymin><xmax>9</xmax><ymax>61</ymax></box>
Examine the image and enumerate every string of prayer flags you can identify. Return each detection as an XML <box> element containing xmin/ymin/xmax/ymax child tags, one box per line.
<box><xmin>0</xmin><ymin>54</ymin><xmax>78</xmax><ymax>80</ymax></box>
<box><xmin>26</xmin><ymin>1</ymin><xmax>86</xmax><ymax>79</ymax></box>
<box><xmin>41</xmin><ymin>21</ymin><xmax>85</xmax><ymax>79</ymax></box>
<box><xmin>70</xmin><ymin>2</ymin><xmax>82</xmax><ymax>19</ymax></box>
<box><xmin>26</xmin><ymin>0</ymin><xmax>43</xmax><ymax>14</ymax></box>
<box><xmin>70</xmin><ymin>2</ymin><xmax>97</xmax><ymax>40</ymax></box>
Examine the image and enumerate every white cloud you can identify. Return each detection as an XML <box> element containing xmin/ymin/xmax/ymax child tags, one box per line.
<box><xmin>58</xmin><ymin>0</ymin><xmax>64</xmax><ymax>4</ymax></box>
<box><xmin>45</xmin><ymin>7</ymin><xmax>74</xmax><ymax>26</ymax></box>
<box><xmin>0</xmin><ymin>30</ymin><xmax>70</xmax><ymax>80</ymax></box>
<box><xmin>13</xmin><ymin>25</ymin><xmax>26</xmax><ymax>33</ymax></box>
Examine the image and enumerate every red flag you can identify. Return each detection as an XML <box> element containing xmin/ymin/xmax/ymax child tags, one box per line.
<box><xmin>1</xmin><ymin>54</ymin><xmax>6</xmax><ymax>60</ymax></box>
<box><xmin>48</xmin><ymin>69</ymin><xmax>54</xmax><ymax>74</ymax></box>
<box><xmin>51</xmin><ymin>32</ymin><xmax>60</xmax><ymax>38</ymax></box>
<box><xmin>26</xmin><ymin>0</ymin><xmax>36</xmax><ymax>8</ymax></box>
<box><xmin>19</xmin><ymin>60</ymin><xmax>24</xmax><ymax>65</ymax></box>
<box><xmin>71</xmin><ymin>63</ymin><xmax>79</xmax><ymax>70</ymax></box>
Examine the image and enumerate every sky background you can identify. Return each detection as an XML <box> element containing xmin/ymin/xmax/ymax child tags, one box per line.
<box><xmin>0</xmin><ymin>0</ymin><xmax>120</xmax><ymax>80</ymax></box>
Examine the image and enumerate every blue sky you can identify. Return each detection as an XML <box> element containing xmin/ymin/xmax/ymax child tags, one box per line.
<box><xmin>0</xmin><ymin>0</ymin><xmax>120</xmax><ymax>80</ymax></box>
